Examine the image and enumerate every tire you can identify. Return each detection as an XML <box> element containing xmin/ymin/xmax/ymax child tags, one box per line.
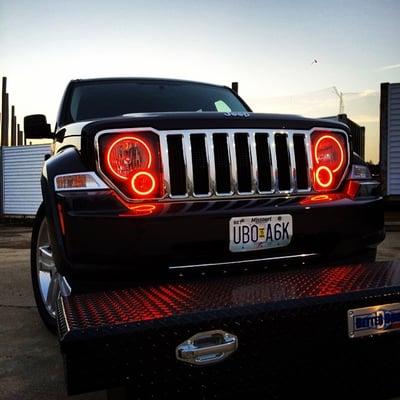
<box><xmin>31</xmin><ymin>204</ymin><xmax>59</xmax><ymax>333</ymax></box>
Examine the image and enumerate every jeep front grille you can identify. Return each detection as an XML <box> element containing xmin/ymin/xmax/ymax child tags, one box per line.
<box><xmin>160</xmin><ymin>129</ymin><xmax>314</xmax><ymax>199</ymax></box>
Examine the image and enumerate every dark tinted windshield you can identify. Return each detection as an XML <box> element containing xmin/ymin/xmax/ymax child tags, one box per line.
<box><xmin>68</xmin><ymin>80</ymin><xmax>249</xmax><ymax>123</ymax></box>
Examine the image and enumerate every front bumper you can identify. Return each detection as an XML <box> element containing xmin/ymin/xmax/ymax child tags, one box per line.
<box><xmin>55</xmin><ymin>190</ymin><xmax>384</xmax><ymax>283</ymax></box>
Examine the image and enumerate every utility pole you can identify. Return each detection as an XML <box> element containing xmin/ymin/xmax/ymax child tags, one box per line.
<box><xmin>1</xmin><ymin>77</ymin><xmax>9</xmax><ymax>146</ymax></box>
<box><xmin>17</xmin><ymin>124</ymin><xmax>23</xmax><ymax>146</ymax></box>
<box><xmin>231</xmin><ymin>82</ymin><xmax>239</xmax><ymax>94</ymax></box>
<box><xmin>11</xmin><ymin>105</ymin><xmax>16</xmax><ymax>146</ymax></box>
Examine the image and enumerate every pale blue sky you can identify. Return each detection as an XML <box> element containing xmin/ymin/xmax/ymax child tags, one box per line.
<box><xmin>1</xmin><ymin>0</ymin><xmax>399</xmax><ymax>161</ymax></box>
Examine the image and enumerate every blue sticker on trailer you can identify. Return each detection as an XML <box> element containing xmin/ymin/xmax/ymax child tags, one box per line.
<box><xmin>348</xmin><ymin>303</ymin><xmax>400</xmax><ymax>338</ymax></box>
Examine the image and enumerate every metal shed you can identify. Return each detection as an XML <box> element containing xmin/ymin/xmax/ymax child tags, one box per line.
<box><xmin>0</xmin><ymin>145</ymin><xmax>51</xmax><ymax>216</ymax></box>
<box><xmin>381</xmin><ymin>82</ymin><xmax>400</xmax><ymax>197</ymax></box>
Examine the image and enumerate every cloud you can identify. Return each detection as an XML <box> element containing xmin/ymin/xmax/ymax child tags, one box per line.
<box><xmin>350</xmin><ymin>115</ymin><xmax>379</xmax><ymax>123</ymax></box>
<box><xmin>343</xmin><ymin>89</ymin><xmax>378</xmax><ymax>100</ymax></box>
<box><xmin>379</xmin><ymin>64</ymin><xmax>400</xmax><ymax>71</ymax></box>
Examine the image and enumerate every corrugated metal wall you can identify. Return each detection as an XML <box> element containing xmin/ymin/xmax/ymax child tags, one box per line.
<box><xmin>1</xmin><ymin>145</ymin><xmax>51</xmax><ymax>216</ymax></box>
<box><xmin>388</xmin><ymin>83</ymin><xmax>400</xmax><ymax>196</ymax></box>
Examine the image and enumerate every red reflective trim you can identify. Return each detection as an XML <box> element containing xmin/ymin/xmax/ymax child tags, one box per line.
<box><xmin>57</xmin><ymin>203</ymin><xmax>66</xmax><ymax>235</ymax></box>
<box><xmin>110</xmin><ymin>192</ymin><xmax>163</xmax><ymax>217</ymax></box>
<box><xmin>129</xmin><ymin>204</ymin><xmax>157</xmax><ymax>216</ymax></box>
<box><xmin>300</xmin><ymin>193</ymin><xmax>345</xmax><ymax>205</ymax></box>
<box><xmin>310</xmin><ymin>194</ymin><xmax>331</xmax><ymax>202</ymax></box>
<box><xmin>346</xmin><ymin>180</ymin><xmax>361</xmax><ymax>199</ymax></box>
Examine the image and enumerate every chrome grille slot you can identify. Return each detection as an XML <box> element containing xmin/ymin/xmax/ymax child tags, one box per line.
<box><xmin>213</xmin><ymin>133</ymin><xmax>231</xmax><ymax>194</ymax></box>
<box><xmin>166</xmin><ymin>135</ymin><xmax>187</xmax><ymax>196</ymax></box>
<box><xmin>255</xmin><ymin>133</ymin><xmax>272</xmax><ymax>192</ymax></box>
<box><xmin>293</xmin><ymin>134</ymin><xmax>310</xmax><ymax>190</ymax></box>
<box><xmin>234</xmin><ymin>133</ymin><xmax>252</xmax><ymax>193</ymax></box>
<box><xmin>275</xmin><ymin>134</ymin><xmax>291</xmax><ymax>191</ymax></box>
<box><xmin>157</xmin><ymin>128</ymin><xmax>346</xmax><ymax>200</ymax></box>
<box><xmin>190</xmin><ymin>134</ymin><xmax>209</xmax><ymax>195</ymax></box>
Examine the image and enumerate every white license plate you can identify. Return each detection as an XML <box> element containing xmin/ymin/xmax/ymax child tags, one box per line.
<box><xmin>229</xmin><ymin>214</ymin><xmax>293</xmax><ymax>253</ymax></box>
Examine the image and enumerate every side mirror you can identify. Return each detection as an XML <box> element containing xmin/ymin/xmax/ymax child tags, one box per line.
<box><xmin>24</xmin><ymin>114</ymin><xmax>53</xmax><ymax>139</ymax></box>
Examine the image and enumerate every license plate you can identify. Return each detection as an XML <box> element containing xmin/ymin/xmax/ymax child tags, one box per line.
<box><xmin>229</xmin><ymin>214</ymin><xmax>292</xmax><ymax>253</ymax></box>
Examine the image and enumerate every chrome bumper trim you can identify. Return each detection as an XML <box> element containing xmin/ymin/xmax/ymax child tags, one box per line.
<box><xmin>169</xmin><ymin>253</ymin><xmax>319</xmax><ymax>270</ymax></box>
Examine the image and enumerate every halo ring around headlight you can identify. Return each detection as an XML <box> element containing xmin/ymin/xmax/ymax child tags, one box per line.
<box><xmin>106</xmin><ymin>136</ymin><xmax>152</xmax><ymax>180</ymax></box>
<box><xmin>314</xmin><ymin>135</ymin><xmax>344</xmax><ymax>173</ymax></box>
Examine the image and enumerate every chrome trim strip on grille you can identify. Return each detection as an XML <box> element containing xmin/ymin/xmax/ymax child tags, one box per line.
<box><xmin>249</xmin><ymin>131</ymin><xmax>258</xmax><ymax>193</ymax></box>
<box><xmin>169</xmin><ymin>253</ymin><xmax>319</xmax><ymax>270</ymax></box>
<box><xmin>94</xmin><ymin>127</ymin><xmax>350</xmax><ymax>203</ymax></box>
<box><xmin>205</xmin><ymin>132</ymin><xmax>216</xmax><ymax>195</ymax></box>
<box><xmin>287</xmin><ymin>132</ymin><xmax>297</xmax><ymax>192</ymax></box>
<box><xmin>159</xmin><ymin>134</ymin><xmax>171</xmax><ymax>195</ymax></box>
<box><xmin>237</xmin><ymin>132</ymin><xmax>253</xmax><ymax>195</ymax></box>
<box><xmin>268</xmin><ymin>133</ymin><xmax>279</xmax><ymax>193</ymax></box>
<box><xmin>304</xmin><ymin>133</ymin><xmax>313</xmax><ymax>191</ymax></box>
<box><xmin>227</xmin><ymin>132</ymin><xmax>238</xmax><ymax>194</ymax></box>
<box><xmin>182</xmin><ymin>134</ymin><xmax>194</xmax><ymax>197</ymax></box>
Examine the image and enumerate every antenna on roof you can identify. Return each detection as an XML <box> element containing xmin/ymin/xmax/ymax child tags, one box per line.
<box><xmin>231</xmin><ymin>82</ymin><xmax>239</xmax><ymax>93</ymax></box>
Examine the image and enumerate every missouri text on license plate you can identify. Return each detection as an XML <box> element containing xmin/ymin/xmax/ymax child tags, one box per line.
<box><xmin>229</xmin><ymin>215</ymin><xmax>293</xmax><ymax>252</ymax></box>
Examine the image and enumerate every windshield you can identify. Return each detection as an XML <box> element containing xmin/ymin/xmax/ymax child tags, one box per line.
<box><xmin>67</xmin><ymin>80</ymin><xmax>249</xmax><ymax>123</ymax></box>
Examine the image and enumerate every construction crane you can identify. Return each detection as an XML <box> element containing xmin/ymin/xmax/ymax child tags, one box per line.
<box><xmin>332</xmin><ymin>87</ymin><xmax>362</xmax><ymax>115</ymax></box>
<box><xmin>332</xmin><ymin>86</ymin><xmax>345</xmax><ymax>114</ymax></box>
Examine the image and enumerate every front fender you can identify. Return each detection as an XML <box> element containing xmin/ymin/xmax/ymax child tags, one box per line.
<box><xmin>41</xmin><ymin>147</ymin><xmax>90</xmax><ymax>276</ymax></box>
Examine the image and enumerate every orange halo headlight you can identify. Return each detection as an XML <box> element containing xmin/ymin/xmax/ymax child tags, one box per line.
<box><xmin>311</xmin><ymin>131</ymin><xmax>347</xmax><ymax>192</ymax></box>
<box><xmin>98</xmin><ymin>132</ymin><xmax>163</xmax><ymax>199</ymax></box>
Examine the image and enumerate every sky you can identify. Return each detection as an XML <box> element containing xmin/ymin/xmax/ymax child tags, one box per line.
<box><xmin>0</xmin><ymin>0</ymin><xmax>399</xmax><ymax>162</ymax></box>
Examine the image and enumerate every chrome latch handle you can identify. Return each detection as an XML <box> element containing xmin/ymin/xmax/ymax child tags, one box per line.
<box><xmin>176</xmin><ymin>330</ymin><xmax>238</xmax><ymax>366</ymax></box>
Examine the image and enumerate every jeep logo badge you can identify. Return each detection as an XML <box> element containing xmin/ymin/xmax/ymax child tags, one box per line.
<box><xmin>224</xmin><ymin>112</ymin><xmax>250</xmax><ymax>117</ymax></box>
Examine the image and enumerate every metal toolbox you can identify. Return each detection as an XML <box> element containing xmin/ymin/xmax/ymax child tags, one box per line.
<box><xmin>58</xmin><ymin>261</ymin><xmax>400</xmax><ymax>398</ymax></box>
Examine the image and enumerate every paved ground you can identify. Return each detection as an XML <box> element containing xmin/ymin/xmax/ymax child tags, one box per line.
<box><xmin>0</xmin><ymin>222</ymin><xmax>399</xmax><ymax>400</ymax></box>
<box><xmin>0</xmin><ymin>224</ymin><xmax>105</xmax><ymax>400</ymax></box>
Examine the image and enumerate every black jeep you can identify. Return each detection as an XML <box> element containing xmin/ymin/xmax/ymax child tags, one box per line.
<box><xmin>25</xmin><ymin>78</ymin><xmax>384</xmax><ymax>331</ymax></box>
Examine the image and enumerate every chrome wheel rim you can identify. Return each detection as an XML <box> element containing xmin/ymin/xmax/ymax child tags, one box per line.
<box><xmin>36</xmin><ymin>218</ymin><xmax>59</xmax><ymax>318</ymax></box>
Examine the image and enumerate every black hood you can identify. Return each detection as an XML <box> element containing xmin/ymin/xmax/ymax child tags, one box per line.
<box><xmin>80</xmin><ymin>112</ymin><xmax>349</xmax><ymax>169</ymax></box>
<box><xmin>82</xmin><ymin>112</ymin><xmax>349</xmax><ymax>136</ymax></box>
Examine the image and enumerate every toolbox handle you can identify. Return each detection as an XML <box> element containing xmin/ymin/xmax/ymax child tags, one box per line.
<box><xmin>176</xmin><ymin>330</ymin><xmax>238</xmax><ymax>366</ymax></box>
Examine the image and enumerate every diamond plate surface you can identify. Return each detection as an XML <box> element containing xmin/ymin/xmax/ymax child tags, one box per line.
<box><xmin>62</xmin><ymin>261</ymin><xmax>400</xmax><ymax>332</ymax></box>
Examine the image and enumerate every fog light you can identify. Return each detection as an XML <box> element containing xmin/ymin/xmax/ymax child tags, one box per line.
<box><xmin>131</xmin><ymin>171</ymin><xmax>156</xmax><ymax>196</ymax></box>
<box><xmin>315</xmin><ymin>166</ymin><xmax>333</xmax><ymax>188</ymax></box>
